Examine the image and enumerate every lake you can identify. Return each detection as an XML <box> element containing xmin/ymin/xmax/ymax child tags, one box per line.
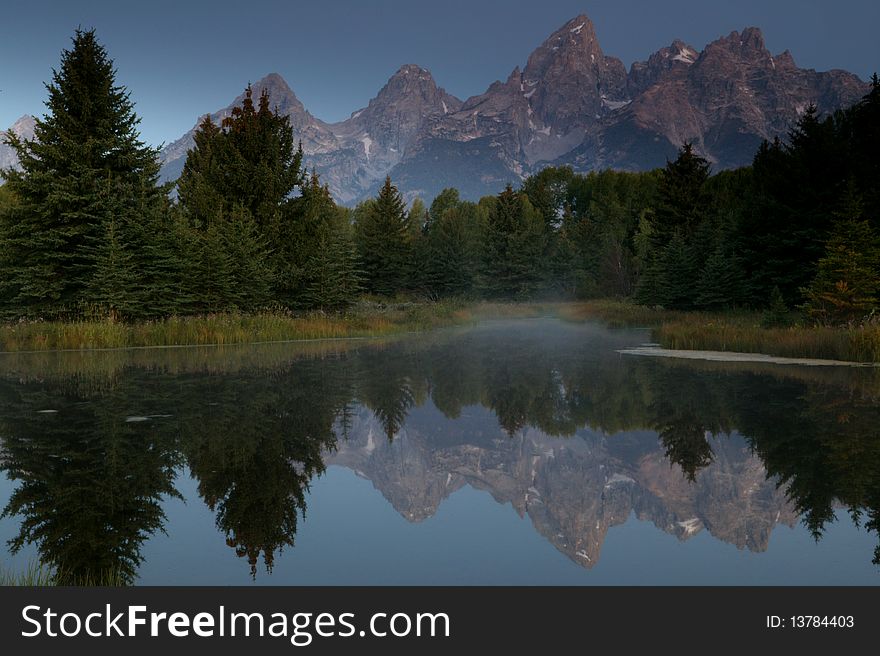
<box><xmin>1</xmin><ymin>318</ymin><xmax>878</xmax><ymax>585</ymax></box>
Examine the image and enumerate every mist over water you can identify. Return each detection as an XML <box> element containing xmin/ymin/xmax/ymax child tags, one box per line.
<box><xmin>1</xmin><ymin>318</ymin><xmax>878</xmax><ymax>584</ymax></box>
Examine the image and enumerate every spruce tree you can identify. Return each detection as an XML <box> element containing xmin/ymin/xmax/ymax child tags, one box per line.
<box><xmin>89</xmin><ymin>215</ymin><xmax>138</xmax><ymax>321</ymax></box>
<box><xmin>633</xmin><ymin>144</ymin><xmax>709</xmax><ymax>307</ymax></box>
<box><xmin>739</xmin><ymin>106</ymin><xmax>849</xmax><ymax>306</ymax></box>
<box><xmin>0</xmin><ymin>29</ymin><xmax>165</xmax><ymax>319</ymax></box>
<box><xmin>695</xmin><ymin>243</ymin><xmax>744</xmax><ymax>310</ymax></box>
<box><xmin>293</xmin><ymin>173</ymin><xmax>362</xmax><ymax>310</ymax></box>
<box><xmin>176</xmin><ymin>86</ymin><xmax>303</xmax><ymax>311</ymax></box>
<box><xmin>177</xmin><ymin>87</ymin><xmax>303</xmax><ymax>231</ymax></box>
<box><xmin>480</xmin><ymin>185</ymin><xmax>546</xmax><ymax>299</ymax></box>
<box><xmin>651</xmin><ymin>143</ymin><xmax>710</xmax><ymax>251</ymax></box>
<box><xmin>801</xmin><ymin>199</ymin><xmax>880</xmax><ymax>325</ymax></box>
<box><xmin>420</xmin><ymin>202</ymin><xmax>480</xmax><ymax>298</ymax></box>
<box><xmin>354</xmin><ymin>177</ymin><xmax>414</xmax><ymax>296</ymax></box>
<box><xmin>850</xmin><ymin>74</ymin><xmax>880</xmax><ymax>224</ymax></box>
<box><xmin>175</xmin><ymin>116</ymin><xmax>225</xmax><ymax>229</ymax></box>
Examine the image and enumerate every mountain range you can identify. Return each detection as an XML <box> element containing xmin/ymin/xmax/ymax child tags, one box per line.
<box><xmin>325</xmin><ymin>403</ymin><xmax>796</xmax><ymax>569</ymax></box>
<box><xmin>2</xmin><ymin>14</ymin><xmax>869</xmax><ymax>204</ymax></box>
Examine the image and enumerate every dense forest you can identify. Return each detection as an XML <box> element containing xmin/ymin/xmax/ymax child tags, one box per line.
<box><xmin>1</xmin><ymin>30</ymin><xmax>879</xmax><ymax>326</ymax></box>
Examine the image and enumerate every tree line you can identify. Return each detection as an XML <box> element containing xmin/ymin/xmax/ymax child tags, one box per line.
<box><xmin>1</xmin><ymin>29</ymin><xmax>878</xmax><ymax>326</ymax></box>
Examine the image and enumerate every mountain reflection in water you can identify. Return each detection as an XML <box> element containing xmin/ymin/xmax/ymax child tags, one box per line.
<box><xmin>0</xmin><ymin>319</ymin><xmax>878</xmax><ymax>584</ymax></box>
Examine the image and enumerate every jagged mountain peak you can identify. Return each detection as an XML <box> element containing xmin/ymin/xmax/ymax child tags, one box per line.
<box><xmin>703</xmin><ymin>26</ymin><xmax>772</xmax><ymax>62</ymax></box>
<box><xmin>143</xmin><ymin>14</ymin><xmax>868</xmax><ymax>206</ymax></box>
<box><xmin>524</xmin><ymin>13</ymin><xmax>603</xmax><ymax>77</ymax></box>
<box><xmin>389</xmin><ymin>63</ymin><xmax>435</xmax><ymax>80</ymax></box>
<box><xmin>520</xmin><ymin>13</ymin><xmax>628</xmax><ymax>135</ymax></box>
<box><xmin>775</xmin><ymin>49</ymin><xmax>797</xmax><ymax>69</ymax></box>
<box><xmin>367</xmin><ymin>63</ymin><xmax>449</xmax><ymax>108</ymax></box>
<box><xmin>9</xmin><ymin>114</ymin><xmax>37</xmax><ymax>135</ymax></box>
<box><xmin>554</xmin><ymin>14</ymin><xmax>599</xmax><ymax>44</ymax></box>
<box><xmin>236</xmin><ymin>72</ymin><xmax>314</xmax><ymax>123</ymax></box>
<box><xmin>627</xmin><ymin>39</ymin><xmax>700</xmax><ymax>95</ymax></box>
<box><xmin>347</xmin><ymin>63</ymin><xmax>462</xmax><ymax>146</ymax></box>
<box><xmin>256</xmin><ymin>71</ymin><xmax>290</xmax><ymax>87</ymax></box>
<box><xmin>720</xmin><ymin>26</ymin><xmax>766</xmax><ymax>50</ymax></box>
<box><xmin>668</xmin><ymin>39</ymin><xmax>699</xmax><ymax>64</ymax></box>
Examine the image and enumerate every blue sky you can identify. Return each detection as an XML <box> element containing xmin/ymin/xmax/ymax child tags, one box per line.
<box><xmin>2</xmin><ymin>0</ymin><xmax>877</xmax><ymax>146</ymax></box>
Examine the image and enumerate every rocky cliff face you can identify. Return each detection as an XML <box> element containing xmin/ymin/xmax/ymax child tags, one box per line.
<box><xmin>0</xmin><ymin>115</ymin><xmax>36</xmax><ymax>172</ymax></box>
<box><xmin>324</xmin><ymin>404</ymin><xmax>796</xmax><ymax>569</ymax></box>
<box><xmin>561</xmin><ymin>26</ymin><xmax>866</xmax><ymax>173</ymax></box>
<box><xmin>6</xmin><ymin>15</ymin><xmax>866</xmax><ymax>203</ymax></box>
<box><xmin>157</xmin><ymin>65</ymin><xmax>462</xmax><ymax>204</ymax></box>
<box><xmin>384</xmin><ymin>17</ymin><xmax>863</xmax><ymax>202</ymax></box>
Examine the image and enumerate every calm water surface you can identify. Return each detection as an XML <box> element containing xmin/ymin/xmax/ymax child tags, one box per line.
<box><xmin>1</xmin><ymin>318</ymin><xmax>878</xmax><ymax>584</ymax></box>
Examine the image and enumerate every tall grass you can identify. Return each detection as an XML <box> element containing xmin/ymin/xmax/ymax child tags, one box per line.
<box><xmin>656</xmin><ymin>321</ymin><xmax>880</xmax><ymax>363</ymax></box>
<box><xmin>12</xmin><ymin>298</ymin><xmax>874</xmax><ymax>362</ymax></box>
<box><xmin>0</xmin><ymin>562</ymin><xmax>57</xmax><ymax>586</ymax></box>
<box><xmin>0</xmin><ymin>562</ymin><xmax>129</xmax><ymax>586</ymax></box>
<box><xmin>562</xmin><ymin>300</ymin><xmax>880</xmax><ymax>363</ymax></box>
<box><xmin>0</xmin><ymin>300</ymin><xmax>555</xmax><ymax>353</ymax></box>
<box><xmin>557</xmin><ymin>300</ymin><xmax>702</xmax><ymax>328</ymax></box>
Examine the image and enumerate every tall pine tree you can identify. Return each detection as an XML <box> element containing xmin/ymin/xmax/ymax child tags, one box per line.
<box><xmin>354</xmin><ymin>177</ymin><xmax>414</xmax><ymax>296</ymax></box>
<box><xmin>291</xmin><ymin>173</ymin><xmax>362</xmax><ymax>310</ymax></box>
<box><xmin>802</xmin><ymin>186</ymin><xmax>880</xmax><ymax>325</ymax></box>
<box><xmin>0</xmin><ymin>29</ymin><xmax>165</xmax><ymax>319</ymax></box>
<box><xmin>480</xmin><ymin>185</ymin><xmax>546</xmax><ymax>299</ymax></box>
<box><xmin>177</xmin><ymin>86</ymin><xmax>303</xmax><ymax>231</ymax></box>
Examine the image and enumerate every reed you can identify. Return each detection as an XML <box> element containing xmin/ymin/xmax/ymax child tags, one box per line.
<box><xmin>0</xmin><ymin>300</ymin><xmax>553</xmax><ymax>353</ymax></box>
<box><xmin>0</xmin><ymin>561</ymin><xmax>57</xmax><ymax>586</ymax></box>
<box><xmin>557</xmin><ymin>300</ymin><xmax>703</xmax><ymax>327</ymax></box>
<box><xmin>564</xmin><ymin>300</ymin><xmax>880</xmax><ymax>363</ymax></box>
<box><xmin>0</xmin><ymin>562</ymin><xmax>130</xmax><ymax>586</ymax></box>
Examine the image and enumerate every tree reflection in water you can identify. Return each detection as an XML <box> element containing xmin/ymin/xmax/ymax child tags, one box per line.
<box><xmin>1</xmin><ymin>319</ymin><xmax>878</xmax><ymax>581</ymax></box>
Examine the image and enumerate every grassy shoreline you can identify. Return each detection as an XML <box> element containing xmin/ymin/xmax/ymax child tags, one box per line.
<box><xmin>0</xmin><ymin>300</ymin><xmax>554</xmax><ymax>353</ymax></box>
<box><xmin>560</xmin><ymin>300</ymin><xmax>880</xmax><ymax>363</ymax></box>
<box><xmin>3</xmin><ymin>299</ymin><xmax>879</xmax><ymax>363</ymax></box>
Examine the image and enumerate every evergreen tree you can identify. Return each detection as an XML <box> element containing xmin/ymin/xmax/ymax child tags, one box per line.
<box><xmin>176</xmin><ymin>86</ymin><xmax>303</xmax><ymax>311</ymax></box>
<box><xmin>738</xmin><ymin>106</ymin><xmax>850</xmax><ymax>306</ymax></box>
<box><xmin>0</xmin><ymin>29</ymin><xmax>165</xmax><ymax>319</ymax></box>
<box><xmin>801</xmin><ymin>188</ymin><xmax>880</xmax><ymax>325</ymax></box>
<box><xmin>293</xmin><ymin>174</ymin><xmax>362</xmax><ymax>310</ymax></box>
<box><xmin>761</xmin><ymin>286</ymin><xmax>792</xmax><ymax>328</ymax></box>
<box><xmin>633</xmin><ymin>145</ymin><xmax>709</xmax><ymax>307</ymax></box>
<box><xmin>695</xmin><ymin>243</ymin><xmax>745</xmax><ymax>310</ymax></box>
<box><xmin>88</xmin><ymin>186</ymin><xmax>188</xmax><ymax>320</ymax></box>
<box><xmin>177</xmin><ymin>87</ymin><xmax>303</xmax><ymax>231</ymax></box>
<box><xmin>633</xmin><ymin>256</ymin><xmax>669</xmax><ymax>307</ymax></box>
<box><xmin>354</xmin><ymin>177</ymin><xmax>414</xmax><ymax>296</ymax></box>
<box><xmin>849</xmin><ymin>74</ymin><xmax>880</xmax><ymax>224</ymax></box>
<box><xmin>187</xmin><ymin>222</ymin><xmax>238</xmax><ymax>313</ymax></box>
<box><xmin>89</xmin><ymin>214</ymin><xmax>139</xmax><ymax>321</ymax></box>
<box><xmin>651</xmin><ymin>143</ymin><xmax>710</xmax><ymax>251</ymax></box>
<box><xmin>183</xmin><ymin>209</ymin><xmax>273</xmax><ymax>313</ymax></box>
<box><xmin>417</xmin><ymin>189</ymin><xmax>484</xmax><ymax>298</ymax></box>
<box><xmin>175</xmin><ymin>116</ymin><xmax>225</xmax><ymax>229</ymax></box>
<box><xmin>480</xmin><ymin>185</ymin><xmax>546</xmax><ymax>298</ymax></box>
<box><xmin>659</xmin><ymin>233</ymin><xmax>697</xmax><ymax>310</ymax></box>
<box><xmin>222</xmin><ymin>211</ymin><xmax>275</xmax><ymax>311</ymax></box>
